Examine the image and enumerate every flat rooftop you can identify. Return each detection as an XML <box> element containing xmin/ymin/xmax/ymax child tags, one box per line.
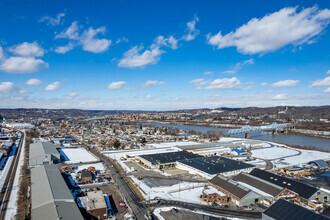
<box><xmin>138</xmin><ymin>151</ymin><xmax>202</xmax><ymax>165</ymax></box>
<box><xmin>80</xmin><ymin>191</ymin><xmax>107</xmax><ymax>210</ymax></box>
<box><xmin>178</xmin><ymin>156</ymin><xmax>254</xmax><ymax>175</ymax></box>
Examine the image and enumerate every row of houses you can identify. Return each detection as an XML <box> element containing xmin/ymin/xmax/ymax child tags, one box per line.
<box><xmin>202</xmin><ymin>168</ymin><xmax>329</xmax><ymax>210</ymax></box>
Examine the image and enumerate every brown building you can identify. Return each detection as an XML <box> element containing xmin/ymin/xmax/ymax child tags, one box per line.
<box><xmin>80</xmin><ymin>191</ymin><xmax>107</xmax><ymax>219</ymax></box>
<box><xmin>202</xmin><ymin>186</ymin><xmax>228</xmax><ymax>203</ymax></box>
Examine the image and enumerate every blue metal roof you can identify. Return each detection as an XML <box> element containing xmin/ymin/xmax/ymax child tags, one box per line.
<box><xmin>231</xmin><ymin>148</ymin><xmax>246</xmax><ymax>154</ymax></box>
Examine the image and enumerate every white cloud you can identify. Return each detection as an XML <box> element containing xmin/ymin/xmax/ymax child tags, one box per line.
<box><xmin>327</xmin><ymin>70</ymin><xmax>330</xmax><ymax>74</ymax></box>
<box><xmin>66</xmin><ymin>92</ymin><xmax>78</xmax><ymax>99</ymax></box>
<box><xmin>205</xmin><ymin>77</ymin><xmax>241</xmax><ymax>90</ymax></box>
<box><xmin>0</xmin><ymin>57</ymin><xmax>48</xmax><ymax>74</ymax></box>
<box><xmin>45</xmin><ymin>81</ymin><xmax>61</xmax><ymax>91</ymax></box>
<box><xmin>261</xmin><ymin>82</ymin><xmax>268</xmax><ymax>86</ymax></box>
<box><xmin>271</xmin><ymin>79</ymin><xmax>299</xmax><ymax>87</ymax></box>
<box><xmin>54</xmin><ymin>43</ymin><xmax>74</xmax><ymax>54</ymax></box>
<box><xmin>235</xmin><ymin>58</ymin><xmax>254</xmax><ymax>69</ymax></box>
<box><xmin>324</xmin><ymin>87</ymin><xmax>330</xmax><ymax>93</ymax></box>
<box><xmin>26</xmin><ymin>78</ymin><xmax>42</xmax><ymax>86</ymax></box>
<box><xmin>115</xmin><ymin>37</ymin><xmax>129</xmax><ymax>44</ymax></box>
<box><xmin>80</xmin><ymin>27</ymin><xmax>111</xmax><ymax>53</ymax></box>
<box><xmin>204</xmin><ymin>71</ymin><xmax>213</xmax><ymax>75</ymax></box>
<box><xmin>8</xmin><ymin>42</ymin><xmax>45</xmax><ymax>57</ymax></box>
<box><xmin>168</xmin><ymin>36</ymin><xmax>178</xmax><ymax>49</ymax></box>
<box><xmin>142</xmin><ymin>80</ymin><xmax>165</xmax><ymax>88</ymax></box>
<box><xmin>19</xmin><ymin>90</ymin><xmax>29</xmax><ymax>94</ymax></box>
<box><xmin>144</xmin><ymin>94</ymin><xmax>153</xmax><ymax>100</ymax></box>
<box><xmin>118</xmin><ymin>46</ymin><xmax>164</xmax><ymax>68</ymax></box>
<box><xmin>273</xmin><ymin>93</ymin><xmax>287</xmax><ymax>100</ymax></box>
<box><xmin>55</xmin><ymin>21</ymin><xmax>79</xmax><ymax>40</ymax></box>
<box><xmin>182</xmin><ymin>16</ymin><xmax>200</xmax><ymax>41</ymax></box>
<box><xmin>0</xmin><ymin>82</ymin><xmax>14</xmax><ymax>93</ymax></box>
<box><xmin>311</xmin><ymin>76</ymin><xmax>330</xmax><ymax>87</ymax></box>
<box><xmin>207</xmin><ymin>6</ymin><xmax>330</xmax><ymax>54</ymax></box>
<box><xmin>190</xmin><ymin>78</ymin><xmax>207</xmax><ymax>86</ymax></box>
<box><xmin>107</xmin><ymin>81</ymin><xmax>126</xmax><ymax>90</ymax></box>
<box><xmin>39</xmin><ymin>12</ymin><xmax>65</xmax><ymax>26</ymax></box>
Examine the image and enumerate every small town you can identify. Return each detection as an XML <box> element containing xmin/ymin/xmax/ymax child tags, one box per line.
<box><xmin>0</xmin><ymin>107</ymin><xmax>329</xmax><ymax>219</ymax></box>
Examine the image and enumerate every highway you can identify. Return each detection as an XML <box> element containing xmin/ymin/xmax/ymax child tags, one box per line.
<box><xmin>0</xmin><ymin>131</ymin><xmax>24</xmax><ymax>219</ymax></box>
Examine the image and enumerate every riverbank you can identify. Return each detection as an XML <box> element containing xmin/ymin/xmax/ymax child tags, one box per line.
<box><xmin>289</xmin><ymin>129</ymin><xmax>330</xmax><ymax>139</ymax></box>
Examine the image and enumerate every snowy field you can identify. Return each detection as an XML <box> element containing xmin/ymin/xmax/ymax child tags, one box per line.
<box><xmin>130</xmin><ymin>176</ymin><xmax>207</xmax><ymax>205</ymax></box>
<box><xmin>62</xmin><ymin>148</ymin><xmax>98</xmax><ymax>164</ymax></box>
<box><xmin>153</xmin><ymin>206</ymin><xmax>243</xmax><ymax>220</ymax></box>
<box><xmin>252</xmin><ymin>146</ymin><xmax>299</xmax><ymax>160</ymax></box>
<box><xmin>251</xmin><ymin>142</ymin><xmax>330</xmax><ymax>168</ymax></box>
<box><xmin>146</xmin><ymin>141</ymin><xmax>199</xmax><ymax>148</ymax></box>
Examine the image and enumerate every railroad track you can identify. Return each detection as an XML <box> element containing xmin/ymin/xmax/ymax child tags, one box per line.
<box><xmin>0</xmin><ymin>131</ymin><xmax>24</xmax><ymax>219</ymax></box>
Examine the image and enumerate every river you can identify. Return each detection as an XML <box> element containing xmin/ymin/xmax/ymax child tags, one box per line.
<box><xmin>140</xmin><ymin>123</ymin><xmax>330</xmax><ymax>151</ymax></box>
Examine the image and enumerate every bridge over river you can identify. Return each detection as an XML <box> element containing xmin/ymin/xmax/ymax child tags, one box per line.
<box><xmin>227</xmin><ymin>122</ymin><xmax>295</xmax><ymax>138</ymax></box>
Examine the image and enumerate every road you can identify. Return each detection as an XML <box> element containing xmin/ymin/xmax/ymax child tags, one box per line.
<box><xmin>86</xmin><ymin>146</ymin><xmax>148</xmax><ymax>220</ymax></box>
<box><xmin>0</xmin><ymin>131</ymin><xmax>24</xmax><ymax>219</ymax></box>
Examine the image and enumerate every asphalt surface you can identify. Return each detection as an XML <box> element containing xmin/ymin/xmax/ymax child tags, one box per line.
<box><xmin>86</xmin><ymin>146</ymin><xmax>148</xmax><ymax>220</ymax></box>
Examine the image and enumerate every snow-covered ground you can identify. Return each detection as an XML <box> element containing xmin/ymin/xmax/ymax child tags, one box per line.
<box><xmin>251</xmin><ymin>142</ymin><xmax>330</xmax><ymax>168</ymax></box>
<box><xmin>62</xmin><ymin>148</ymin><xmax>99</xmax><ymax>164</ymax></box>
<box><xmin>5</xmin><ymin>131</ymin><xmax>26</xmax><ymax>220</ymax></box>
<box><xmin>153</xmin><ymin>206</ymin><xmax>243</xmax><ymax>220</ymax></box>
<box><xmin>252</xmin><ymin>146</ymin><xmax>298</xmax><ymax>160</ymax></box>
<box><xmin>146</xmin><ymin>141</ymin><xmax>199</xmax><ymax>148</ymax></box>
<box><xmin>130</xmin><ymin>176</ymin><xmax>207</xmax><ymax>205</ymax></box>
<box><xmin>73</xmin><ymin>162</ymin><xmax>105</xmax><ymax>172</ymax></box>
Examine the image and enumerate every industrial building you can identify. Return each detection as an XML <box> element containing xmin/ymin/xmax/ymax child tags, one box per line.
<box><xmin>79</xmin><ymin>191</ymin><xmax>108</xmax><ymax>220</ymax></box>
<box><xmin>249</xmin><ymin>168</ymin><xmax>329</xmax><ymax>203</ymax></box>
<box><xmin>262</xmin><ymin>199</ymin><xmax>328</xmax><ymax>220</ymax></box>
<box><xmin>176</xmin><ymin>156</ymin><xmax>255</xmax><ymax>179</ymax></box>
<box><xmin>31</xmin><ymin>165</ymin><xmax>83</xmax><ymax>220</ymax></box>
<box><xmin>209</xmin><ymin>175</ymin><xmax>268</xmax><ymax>207</ymax></box>
<box><xmin>136</xmin><ymin>151</ymin><xmax>201</xmax><ymax>169</ymax></box>
<box><xmin>29</xmin><ymin>141</ymin><xmax>61</xmax><ymax>166</ymax></box>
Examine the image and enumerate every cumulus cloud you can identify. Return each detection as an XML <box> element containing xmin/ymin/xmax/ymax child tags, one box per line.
<box><xmin>273</xmin><ymin>93</ymin><xmax>287</xmax><ymax>100</ymax></box>
<box><xmin>107</xmin><ymin>81</ymin><xmax>126</xmax><ymax>90</ymax></box>
<box><xmin>8</xmin><ymin>42</ymin><xmax>45</xmax><ymax>57</ymax></box>
<box><xmin>324</xmin><ymin>87</ymin><xmax>330</xmax><ymax>93</ymax></box>
<box><xmin>80</xmin><ymin>27</ymin><xmax>111</xmax><ymax>53</ymax></box>
<box><xmin>0</xmin><ymin>82</ymin><xmax>14</xmax><ymax>93</ymax></box>
<box><xmin>118</xmin><ymin>46</ymin><xmax>164</xmax><ymax>68</ymax></box>
<box><xmin>327</xmin><ymin>70</ymin><xmax>330</xmax><ymax>74</ymax></box>
<box><xmin>0</xmin><ymin>57</ymin><xmax>48</xmax><ymax>74</ymax></box>
<box><xmin>205</xmin><ymin>77</ymin><xmax>241</xmax><ymax>90</ymax></box>
<box><xmin>39</xmin><ymin>12</ymin><xmax>65</xmax><ymax>26</ymax></box>
<box><xmin>182</xmin><ymin>16</ymin><xmax>200</xmax><ymax>41</ymax></box>
<box><xmin>54</xmin><ymin>43</ymin><xmax>74</xmax><ymax>54</ymax></box>
<box><xmin>311</xmin><ymin>76</ymin><xmax>330</xmax><ymax>87</ymax></box>
<box><xmin>142</xmin><ymin>80</ymin><xmax>165</xmax><ymax>88</ymax></box>
<box><xmin>55</xmin><ymin>21</ymin><xmax>80</xmax><ymax>40</ymax></box>
<box><xmin>26</xmin><ymin>78</ymin><xmax>42</xmax><ymax>86</ymax></box>
<box><xmin>204</xmin><ymin>71</ymin><xmax>213</xmax><ymax>75</ymax></box>
<box><xmin>45</xmin><ymin>81</ymin><xmax>61</xmax><ymax>91</ymax></box>
<box><xmin>261</xmin><ymin>82</ymin><xmax>268</xmax><ymax>86</ymax></box>
<box><xmin>0</xmin><ymin>46</ymin><xmax>5</xmax><ymax>61</ymax></box>
<box><xmin>55</xmin><ymin>22</ymin><xmax>111</xmax><ymax>53</ymax></box>
<box><xmin>271</xmin><ymin>79</ymin><xmax>299</xmax><ymax>87</ymax></box>
<box><xmin>207</xmin><ymin>6</ymin><xmax>330</xmax><ymax>54</ymax></box>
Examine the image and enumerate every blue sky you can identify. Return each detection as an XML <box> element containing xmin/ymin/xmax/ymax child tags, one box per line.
<box><xmin>0</xmin><ymin>0</ymin><xmax>329</xmax><ymax>110</ymax></box>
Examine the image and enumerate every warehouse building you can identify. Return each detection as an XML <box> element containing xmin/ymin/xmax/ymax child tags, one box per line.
<box><xmin>31</xmin><ymin>165</ymin><xmax>83</xmax><ymax>220</ymax></box>
<box><xmin>29</xmin><ymin>141</ymin><xmax>61</xmax><ymax>166</ymax></box>
<box><xmin>136</xmin><ymin>151</ymin><xmax>201</xmax><ymax>169</ymax></box>
<box><xmin>249</xmin><ymin>168</ymin><xmax>329</xmax><ymax>203</ymax></box>
<box><xmin>209</xmin><ymin>175</ymin><xmax>267</xmax><ymax>207</ymax></box>
<box><xmin>262</xmin><ymin>199</ymin><xmax>328</xmax><ymax>220</ymax></box>
<box><xmin>79</xmin><ymin>191</ymin><xmax>108</xmax><ymax>220</ymax></box>
<box><xmin>176</xmin><ymin>156</ymin><xmax>255</xmax><ymax>179</ymax></box>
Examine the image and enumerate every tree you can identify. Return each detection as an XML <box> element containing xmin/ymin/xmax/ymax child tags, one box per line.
<box><xmin>113</xmin><ymin>139</ymin><xmax>121</xmax><ymax>149</ymax></box>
